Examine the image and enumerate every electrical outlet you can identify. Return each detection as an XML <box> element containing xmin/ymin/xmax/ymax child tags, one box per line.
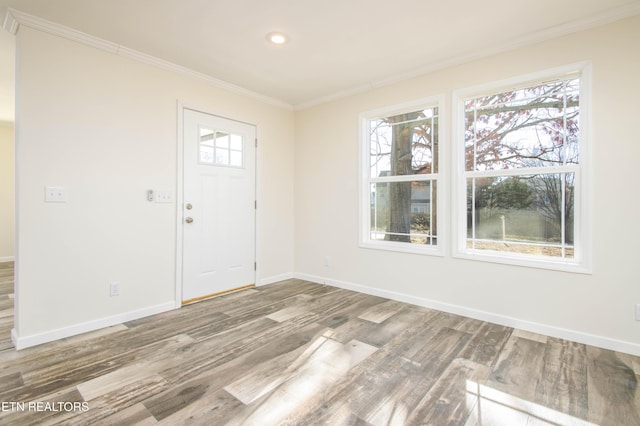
<box><xmin>636</xmin><ymin>304</ymin><xmax>640</xmax><ymax>321</ymax></box>
<box><xmin>110</xmin><ymin>282</ymin><xmax>120</xmax><ymax>297</ymax></box>
<box><xmin>324</xmin><ymin>256</ymin><xmax>331</xmax><ymax>267</ymax></box>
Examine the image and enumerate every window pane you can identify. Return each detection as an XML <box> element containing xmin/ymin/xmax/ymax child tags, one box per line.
<box><xmin>370</xmin><ymin>107</ymin><xmax>438</xmax><ymax>178</ymax></box>
<box><xmin>230</xmin><ymin>150</ymin><xmax>242</xmax><ymax>167</ymax></box>
<box><xmin>230</xmin><ymin>134</ymin><xmax>243</xmax><ymax>151</ymax></box>
<box><xmin>467</xmin><ymin>174</ymin><xmax>574</xmax><ymax>258</ymax></box>
<box><xmin>465</xmin><ymin>79</ymin><xmax>580</xmax><ymax>171</ymax></box>
<box><xmin>216</xmin><ymin>131</ymin><xmax>230</xmax><ymax>149</ymax></box>
<box><xmin>370</xmin><ymin>180</ymin><xmax>436</xmax><ymax>245</ymax></box>
<box><xmin>216</xmin><ymin>148</ymin><xmax>229</xmax><ymax>164</ymax></box>
<box><xmin>199</xmin><ymin>146</ymin><xmax>214</xmax><ymax>164</ymax></box>
<box><xmin>199</xmin><ymin>127</ymin><xmax>215</xmax><ymax>164</ymax></box>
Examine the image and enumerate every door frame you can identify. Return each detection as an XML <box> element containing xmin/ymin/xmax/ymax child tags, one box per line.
<box><xmin>175</xmin><ymin>101</ymin><xmax>258</xmax><ymax>308</ymax></box>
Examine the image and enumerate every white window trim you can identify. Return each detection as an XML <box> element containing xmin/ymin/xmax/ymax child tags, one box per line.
<box><xmin>359</xmin><ymin>96</ymin><xmax>446</xmax><ymax>256</ymax></box>
<box><xmin>451</xmin><ymin>63</ymin><xmax>592</xmax><ymax>273</ymax></box>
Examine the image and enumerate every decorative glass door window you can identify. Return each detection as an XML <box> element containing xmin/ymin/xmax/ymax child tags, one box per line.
<box><xmin>199</xmin><ymin>127</ymin><xmax>244</xmax><ymax>167</ymax></box>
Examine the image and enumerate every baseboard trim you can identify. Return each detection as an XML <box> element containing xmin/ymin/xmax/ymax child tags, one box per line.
<box><xmin>0</xmin><ymin>256</ymin><xmax>15</xmax><ymax>263</ymax></box>
<box><xmin>294</xmin><ymin>272</ymin><xmax>640</xmax><ymax>356</ymax></box>
<box><xmin>11</xmin><ymin>301</ymin><xmax>176</xmax><ymax>350</ymax></box>
<box><xmin>257</xmin><ymin>272</ymin><xmax>295</xmax><ymax>287</ymax></box>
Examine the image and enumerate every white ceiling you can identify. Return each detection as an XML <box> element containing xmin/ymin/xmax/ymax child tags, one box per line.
<box><xmin>1</xmin><ymin>0</ymin><xmax>639</xmax><ymax>121</ymax></box>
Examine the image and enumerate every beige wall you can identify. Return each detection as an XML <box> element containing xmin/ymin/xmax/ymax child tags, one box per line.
<box><xmin>294</xmin><ymin>16</ymin><xmax>640</xmax><ymax>354</ymax></box>
<box><xmin>14</xmin><ymin>26</ymin><xmax>295</xmax><ymax>345</ymax></box>
<box><xmin>0</xmin><ymin>125</ymin><xmax>14</xmax><ymax>261</ymax></box>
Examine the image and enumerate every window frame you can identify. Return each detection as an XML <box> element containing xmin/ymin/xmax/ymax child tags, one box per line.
<box><xmin>359</xmin><ymin>96</ymin><xmax>445</xmax><ymax>256</ymax></box>
<box><xmin>452</xmin><ymin>63</ymin><xmax>592</xmax><ymax>273</ymax></box>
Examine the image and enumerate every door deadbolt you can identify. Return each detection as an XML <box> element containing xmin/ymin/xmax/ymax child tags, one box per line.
<box><xmin>185</xmin><ymin>203</ymin><xmax>193</xmax><ymax>210</ymax></box>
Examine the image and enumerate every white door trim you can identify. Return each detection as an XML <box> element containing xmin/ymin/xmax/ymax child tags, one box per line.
<box><xmin>175</xmin><ymin>101</ymin><xmax>184</xmax><ymax>308</ymax></box>
<box><xmin>175</xmin><ymin>101</ymin><xmax>258</xmax><ymax>308</ymax></box>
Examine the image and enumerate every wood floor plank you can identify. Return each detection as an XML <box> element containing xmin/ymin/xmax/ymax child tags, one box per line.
<box><xmin>0</xmin><ymin>296</ymin><xmax>13</xmax><ymax>312</ymax></box>
<box><xmin>534</xmin><ymin>337</ymin><xmax>588</xmax><ymax>421</ymax></box>
<box><xmin>458</xmin><ymin>321</ymin><xmax>513</xmax><ymax>367</ymax></box>
<box><xmin>362</xmin><ymin>306</ymin><xmax>439</xmax><ymax>348</ymax></box>
<box><xmin>265</xmin><ymin>304</ymin><xmax>310</xmax><ymax>322</ymax></box>
<box><xmin>485</xmin><ymin>335</ymin><xmax>547</xmax><ymax>404</ymax></box>
<box><xmin>225</xmin><ymin>337</ymin><xmax>378</xmax><ymax>425</ymax></box>
<box><xmin>143</xmin><ymin>321</ymin><xmax>327</xmax><ymax>423</ymax></box>
<box><xmin>512</xmin><ymin>328</ymin><xmax>549</xmax><ymax>344</ymax></box>
<box><xmin>0</xmin><ymin>371</ymin><xmax>23</xmax><ymax>393</ymax></box>
<box><xmin>357</xmin><ymin>299</ymin><xmax>405</xmax><ymax>324</ymax></box>
<box><xmin>157</xmin><ymin>313</ymin><xmax>323</xmax><ymax>388</ymax></box>
<box><xmin>315</xmin><ymin>293</ymin><xmax>388</xmax><ymax>330</ymax></box>
<box><xmin>1</xmin><ymin>332</ymin><xmax>194</xmax><ymax>403</ymax></box>
<box><xmin>356</xmin><ymin>327</ymin><xmax>473</xmax><ymax>424</ymax></box>
<box><xmin>0</xmin><ymin>281</ymin><xmax>13</xmax><ymax>297</ymax></box>
<box><xmin>0</xmin><ymin>386</ymin><xmax>85</xmax><ymax>426</ymax></box>
<box><xmin>218</xmin><ymin>280</ymin><xmax>325</xmax><ymax>318</ymax></box>
<box><xmin>184</xmin><ymin>294</ymin><xmax>312</xmax><ymax>341</ymax></box>
<box><xmin>406</xmin><ymin>358</ymin><xmax>491</xmax><ymax>425</ymax></box>
<box><xmin>223</xmin><ymin>332</ymin><xmax>332</xmax><ymax>405</ymax></box>
<box><xmin>288</xmin><ymin>320</ymin><xmax>470</xmax><ymax>425</ymax></box>
<box><xmin>76</xmin><ymin>334</ymin><xmax>195</xmax><ymax>401</ymax></box>
<box><xmin>60</xmin><ymin>374</ymin><xmax>169</xmax><ymax>425</ymax></box>
<box><xmin>144</xmin><ymin>379</ymin><xmax>217</xmax><ymax>422</ymax></box>
<box><xmin>307</xmin><ymin>287</ymin><xmax>375</xmax><ymax>317</ymax></box>
<box><xmin>463</xmin><ymin>392</ymin><xmax>530</xmax><ymax>426</ymax></box>
<box><xmin>180</xmin><ymin>323</ymin><xmax>325</xmax><ymax>410</ymax></box>
<box><xmin>156</xmin><ymin>387</ymin><xmax>244</xmax><ymax>425</ymax></box>
<box><xmin>586</xmin><ymin>346</ymin><xmax>640</xmax><ymax>426</ymax></box>
<box><xmin>91</xmin><ymin>403</ymin><xmax>158</xmax><ymax>426</ymax></box>
<box><xmin>143</xmin><ymin>321</ymin><xmax>324</xmax><ymax>422</ymax></box>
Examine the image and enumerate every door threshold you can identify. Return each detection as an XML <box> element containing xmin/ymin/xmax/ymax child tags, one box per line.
<box><xmin>182</xmin><ymin>283</ymin><xmax>255</xmax><ymax>306</ymax></box>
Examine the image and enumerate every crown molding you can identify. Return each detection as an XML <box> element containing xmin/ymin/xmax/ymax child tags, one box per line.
<box><xmin>371</xmin><ymin>2</ymin><xmax>640</xmax><ymax>90</ymax></box>
<box><xmin>1</xmin><ymin>8</ymin><xmax>19</xmax><ymax>34</ymax></box>
<box><xmin>2</xmin><ymin>8</ymin><xmax>293</xmax><ymax>110</ymax></box>
<box><xmin>294</xmin><ymin>1</ymin><xmax>640</xmax><ymax>110</ymax></box>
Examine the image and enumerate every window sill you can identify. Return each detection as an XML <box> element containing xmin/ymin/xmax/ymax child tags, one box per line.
<box><xmin>453</xmin><ymin>249</ymin><xmax>591</xmax><ymax>274</ymax></box>
<box><xmin>360</xmin><ymin>240</ymin><xmax>444</xmax><ymax>257</ymax></box>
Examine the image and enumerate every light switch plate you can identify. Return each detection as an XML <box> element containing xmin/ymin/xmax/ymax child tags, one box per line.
<box><xmin>155</xmin><ymin>190</ymin><xmax>174</xmax><ymax>203</ymax></box>
<box><xmin>45</xmin><ymin>186</ymin><xmax>66</xmax><ymax>202</ymax></box>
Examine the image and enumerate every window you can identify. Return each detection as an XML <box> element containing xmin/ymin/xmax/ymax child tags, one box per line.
<box><xmin>360</xmin><ymin>98</ymin><xmax>442</xmax><ymax>255</ymax></box>
<box><xmin>199</xmin><ymin>127</ymin><xmax>244</xmax><ymax>167</ymax></box>
<box><xmin>455</xmin><ymin>66</ymin><xmax>591</xmax><ymax>272</ymax></box>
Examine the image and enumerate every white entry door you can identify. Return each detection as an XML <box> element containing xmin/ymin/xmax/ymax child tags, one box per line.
<box><xmin>182</xmin><ymin>108</ymin><xmax>256</xmax><ymax>303</ymax></box>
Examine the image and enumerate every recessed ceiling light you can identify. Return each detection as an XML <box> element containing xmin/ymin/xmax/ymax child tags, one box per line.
<box><xmin>266</xmin><ymin>32</ymin><xmax>288</xmax><ymax>45</ymax></box>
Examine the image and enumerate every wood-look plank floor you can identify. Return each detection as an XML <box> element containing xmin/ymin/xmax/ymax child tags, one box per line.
<box><xmin>0</xmin><ymin>261</ymin><xmax>638</xmax><ymax>425</ymax></box>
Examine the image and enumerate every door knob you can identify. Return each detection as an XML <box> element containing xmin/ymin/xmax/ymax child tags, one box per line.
<box><xmin>185</xmin><ymin>217</ymin><xmax>194</xmax><ymax>224</ymax></box>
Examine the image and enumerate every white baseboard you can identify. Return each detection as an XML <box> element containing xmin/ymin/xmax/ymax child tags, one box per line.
<box><xmin>257</xmin><ymin>272</ymin><xmax>295</xmax><ymax>287</ymax></box>
<box><xmin>11</xmin><ymin>301</ymin><xmax>176</xmax><ymax>350</ymax></box>
<box><xmin>294</xmin><ymin>272</ymin><xmax>640</xmax><ymax>357</ymax></box>
<box><xmin>0</xmin><ymin>256</ymin><xmax>15</xmax><ymax>263</ymax></box>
